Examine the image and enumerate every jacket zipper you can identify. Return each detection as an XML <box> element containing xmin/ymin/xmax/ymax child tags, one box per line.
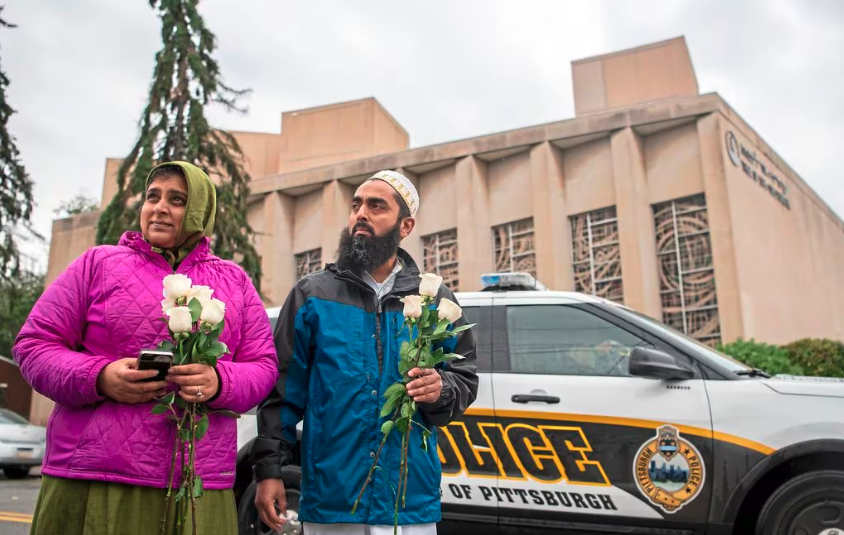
<box><xmin>375</xmin><ymin>299</ymin><xmax>383</xmax><ymax>378</ymax></box>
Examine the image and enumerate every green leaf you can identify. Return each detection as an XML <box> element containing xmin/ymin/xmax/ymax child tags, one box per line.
<box><xmin>180</xmin><ymin>428</ymin><xmax>190</xmax><ymax>442</ymax></box>
<box><xmin>383</xmin><ymin>383</ymin><xmax>405</xmax><ymax>400</ymax></box>
<box><xmin>198</xmin><ymin>354</ymin><xmax>218</xmax><ymax>367</ymax></box>
<box><xmin>190</xmin><ymin>338</ymin><xmax>200</xmax><ymax>362</ymax></box>
<box><xmin>416</xmin><ymin>346</ymin><xmax>432</xmax><ymax>368</ymax></box>
<box><xmin>161</xmin><ymin>391</ymin><xmax>176</xmax><ymax>405</ymax></box>
<box><xmin>195</xmin><ymin>415</ymin><xmax>210</xmax><ymax>441</ymax></box>
<box><xmin>399</xmin><ymin>358</ymin><xmax>414</xmax><ymax>377</ymax></box>
<box><xmin>381</xmin><ymin>420</ymin><xmax>394</xmax><ymax>436</ymax></box>
<box><xmin>204</xmin><ymin>341</ymin><xmax>228</xmax><ymax>357</ymax></box>
<box><xmin>198</xmin><ymin>332</ymin><xmax>208</xmax><ymax>353</ymax></box>
<box><xmin>174</xmin><ymin>487</ymin><xmax>186</xmax><ymax>502</ymax></box>
<box><xmin>399</xmin><ymin>341</ymin><xmax>411</xmax><ymax>360</ymax></box>
<box><xmin>211</xmin><ymin>409</ymin><xmax>241</xmax><ymax>419</ymax></box>
<box><xmin>192</xmin><ymin>476</ymin><xmax>204</xmax><ymax>498</ymax></box>
<box><xmin>175</xmin><ymin>397</ymin><xmax>187</xmax><ymax>410</ymax></box>
<box><xmin>431</xmin><ymin>352</ymin><xmax>466</xmax><ymax>367</ymax></box>
<box><xmin>211</xmin><ymin>318</ymin><xmax>225</xmax><ymax>337</ymax></box>
<box><xmin>421</xmin><ymin>438</ymin><xmax>428</xmax><ymax>451</ymax></box>
<box><xmin>401</xmin><ymin>400</ymin><xmax>414</xmax><ymax>419</ymax></box>
<box><xmin>380</xmin><ymin>394</ymin><xmax>400</xmax><ymax>418</ymax></box>
<box><xmin>157</xmin><ymin>340</ymin><xmax>175</xmax><ymax>352</ymax></box>
<box><xmin>449</xmin><ymin>323</ymin><xmax>476</xmax><ymax>335</ymax></box>
<box><xmin>434</xmin><ymin>318</ymin><xmax>449</xmax><ymax>335</ymax></box>
<box><xmin>151</xmin><ymin>404</ymin><xmax>170</xmax><ymax>415</ymax></box>
<box><xmin>188</xmin><ymin>297</ymin><xmax>203</xmax><ymax>323</ymax></box>
<box><xmin>419</xmin><ymin>305</ymin><xmax>430</xmax><ymax>327</ymax></box>
<box><xmin>396</xmin><ymin>417</ymin><xmax>409</xmax><ymax>434</ymax></box>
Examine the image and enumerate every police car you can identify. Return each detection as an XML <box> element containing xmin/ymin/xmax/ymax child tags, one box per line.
<box><xmin>234</xmin><ymin>273</ymin><xmax>844</xmax><ymax>535</ymax></box>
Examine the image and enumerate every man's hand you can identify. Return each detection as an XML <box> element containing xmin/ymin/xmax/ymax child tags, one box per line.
<box><xmin>166</xmin><ymin>363</ymin><xmax>219</xmax><ymax>402</ymax></box>
<box><xmin>96</xmin><ymin>358</ymin><xmax>168</xmax><ymax>403</ymax></box>
<box><xmin>255</xmin><ymin>478</ymin><xmax>287</xmax><ymax>533</ymax></box>
<box><xmin>406</xmin><ymin>368</ymin><xmax>442</xmax><ymax>403</ymax></box>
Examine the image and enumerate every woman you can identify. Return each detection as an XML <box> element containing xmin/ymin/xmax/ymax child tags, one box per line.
<box><xmin>14</xmin><ymin>161</ymin><xmax>279</xmax><ymax>534</ymax></box>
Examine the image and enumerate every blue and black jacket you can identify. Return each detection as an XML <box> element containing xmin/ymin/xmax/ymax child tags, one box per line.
<box><xmin>251</xmin><ymin>249</ymin><xmax>478</xmax><ymax>525</ymax></box>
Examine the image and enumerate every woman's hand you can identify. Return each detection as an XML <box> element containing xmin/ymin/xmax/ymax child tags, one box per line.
<box><xmin>166</xmin><ymin>364</ymin><xmax>219</xmax><ymax>403</ymax></box>
<box><xmin>97</xmin><ymin>358</ymin><xmax>168</xmax><ymax>403</ymax></box>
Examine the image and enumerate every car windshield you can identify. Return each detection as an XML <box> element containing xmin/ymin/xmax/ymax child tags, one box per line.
<box><xmin>0</xmin><ymin>409</ymin><xmax>30</xmax><ymax>425</ymax></box>
<box><xmin>613</xmin><ymin>305</ymin><xmax>752</xmax><ymax>373</ymax></box>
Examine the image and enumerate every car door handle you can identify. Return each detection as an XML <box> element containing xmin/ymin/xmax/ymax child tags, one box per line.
<box><xmin>511</xmin><ymin>394</ymin><xmax>560</xmax><ymax>404</ymax></box>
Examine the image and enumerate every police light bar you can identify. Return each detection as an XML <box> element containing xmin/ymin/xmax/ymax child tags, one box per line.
<box><xmin>480</xmin><ymin>272</ymin><xmax>547</xmax><ymax>291</ymax></box>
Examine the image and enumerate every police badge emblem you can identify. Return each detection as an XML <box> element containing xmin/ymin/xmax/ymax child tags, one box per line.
<box><xmin>658</xmin><ymin>426</ymin><xmax>680</xmax><ymax>461</ymax></box>
<box><xmin>634</xmin><ymin>425</ymin><xmax>705</xmax><ymax>514</ymax></box>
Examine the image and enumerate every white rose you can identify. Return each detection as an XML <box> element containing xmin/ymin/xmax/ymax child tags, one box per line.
<box><xmin>162</xmin><ymin>274</ymin><xmax>192</xmax><ymax>300</ymax></box>
<box><xmin>166</xmin><ymin>306</ymin><xmax>193</xmax><ymax>333</ymax></box>
<box><xmin>419</xmin><ymin>273</ymin><xmax>443</xmax><ymax>297</ymax></box>
<box><xmin>187</xmin><ymin>285</ymin><xmax>214</xmax><ymax>307</ymax></box>
<box><xmin>400</xmin><ymin>295</ymin><xmax>423</xmax><ymax>319</ymax></box>
<box><xmin>200</xmin><ymin>298</ymin><xmax>226</xmax><ymax>326</ymax></box>
<box><xmin>437</xmin><ymin>298</ymin><xmax>462</xmax><ymax>324</ymax></box>
<box><xmin>161</xmin><ymin>298</ymin><xmax>177</xmax><ymax>314</ymax></box>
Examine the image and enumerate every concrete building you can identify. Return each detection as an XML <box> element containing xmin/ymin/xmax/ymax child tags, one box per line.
<box><xmin>29</xmin><ymin>36</ymin><xmax>844</xmax><ymax>422</ymax></box>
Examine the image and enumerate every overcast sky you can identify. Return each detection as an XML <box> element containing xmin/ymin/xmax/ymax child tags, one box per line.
<box><xmin>3</xmin><ymin>0</ymin><xmax>843</xmax><ymax>270</ymax></box>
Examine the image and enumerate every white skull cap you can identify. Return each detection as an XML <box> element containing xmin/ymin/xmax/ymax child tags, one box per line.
<box><xmin>366</xmin><ymin>170</ymin><xmax>419</xmax><ymax>217</ymax></box>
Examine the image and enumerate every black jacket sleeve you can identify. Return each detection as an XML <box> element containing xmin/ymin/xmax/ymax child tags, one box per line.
<box><xmin>248</xmin><ymin>281</ymin><xmax>311</xmax><ymax>481</ymax></box>
<box><xmin>418</xmin><ymin>288</ymin><xmax>479</xmax><ymax>427</ymax></box>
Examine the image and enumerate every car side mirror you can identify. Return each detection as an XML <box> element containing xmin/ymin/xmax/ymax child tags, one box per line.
<box><xmin>629</xmin><ymin>346</ymin><xmax>695</xmax><ymax>380</ymax></box>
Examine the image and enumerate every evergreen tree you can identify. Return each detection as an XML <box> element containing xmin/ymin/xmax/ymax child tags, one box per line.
<box><xmin>97</xmin><ymin>0</ymin><xmax>262</xmax><ymax>290</ymax></box>
<box><xmin>53</xmin><ymin>192</ymin><xmax>100</xmax><ymax>217</ymax></box>
<box><xmin>0</xmin><ymin>269</ymin><xmax>42</xmax><ymax>359</ymax></box>
<box><xmin>0</xmin><ymin>8</ymin><xmax>37</xmax><ymax>281</ymax></box>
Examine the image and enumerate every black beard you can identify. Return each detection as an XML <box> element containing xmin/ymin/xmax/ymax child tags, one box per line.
<box><xmin>336</xmin><ymin>220</ymin><xmax>403</xmax><ymax>273</ymax></box>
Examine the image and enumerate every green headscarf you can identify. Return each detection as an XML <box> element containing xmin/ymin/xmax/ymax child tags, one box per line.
<box><xmin>144</xmin><ymin>161</ymin><xmax>216</xmax><ymax>267</ymax></box>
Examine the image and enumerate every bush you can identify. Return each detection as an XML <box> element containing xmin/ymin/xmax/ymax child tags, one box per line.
<box><xmin>716</xmin><ymin>338</ymin><xmax>804</xmax><ymax>376</ymax></box>
<box><xmin>784</xmin><ymin>338</ymin><xmax>844</xmax><ymax>378</ymax></box>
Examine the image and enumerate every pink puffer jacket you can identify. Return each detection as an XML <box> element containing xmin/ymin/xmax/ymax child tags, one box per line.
<box><xmin>13</xmin><ymin>232</ymin><xmax>278</xmax><ymax>489</ymax></box>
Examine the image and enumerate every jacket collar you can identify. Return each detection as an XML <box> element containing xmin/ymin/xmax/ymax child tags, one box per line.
<box><xmin>328</xmin><ymin>247</ymin><xmax>421</xmax><ymax>296</ymax></box>
<box><xmin>119</xmin><ymin>231</ymin><xmax>211</xmax><ymax>271</ymax></box>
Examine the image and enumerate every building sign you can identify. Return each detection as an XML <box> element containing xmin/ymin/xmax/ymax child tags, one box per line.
<box><xmin>725</xmin><ymin>130</ymin><xmax>790</xmax><ymax>210</ymax></box>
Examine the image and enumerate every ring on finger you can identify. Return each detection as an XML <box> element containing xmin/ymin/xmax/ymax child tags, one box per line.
<box><xmin>196</xmin><ymin>386</ymin><xmax>203</xmax><ymax>399</ymax></box>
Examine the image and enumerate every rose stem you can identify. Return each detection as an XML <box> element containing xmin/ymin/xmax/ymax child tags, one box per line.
<box><xmin>401</xmin><ymin>423</ymin><xmax>410</xmax><ymax>508</ymax></box>
<box><xmin>160</xmin><ymin>413</ymin><xmax>181</xmax><ymax>535</ymax></box>
<box><xmin>189</xmin><ymin>403</ymin><xmax>198</xmax><ymax>535</ymax></box>
<box><xmin>351</xmin><ymin>410</ymin><xmax>401</xmax><ymax>514</ymax></box>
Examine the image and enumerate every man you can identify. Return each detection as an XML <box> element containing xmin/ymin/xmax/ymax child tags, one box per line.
<box><xmin>250</xmin><ymin>170</ymin><xmax>478</xmax><ymax>535</ymax></box>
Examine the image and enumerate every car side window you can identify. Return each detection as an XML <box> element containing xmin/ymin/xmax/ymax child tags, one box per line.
<box><xmin>505</xmin><ymin>304</ymin><xmax>646</xmax><ymax>377</ymax></box>
<box><xmin>462</xmin><ymin>305</ymin><xmax>491</xmax><ymax>373</ymax></box>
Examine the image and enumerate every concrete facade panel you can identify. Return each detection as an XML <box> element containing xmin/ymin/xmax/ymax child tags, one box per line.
<box><xmin>293</xmin><ymin>189</ymin><xmax>323</xmax><ymax>254</ymax></box>
<box><xmin>487</xmin><ymin>151</ymin><xmax>532</xmax><ymax>227</ymax></box>
<box><xmin>416</xmin><ymin>164</ymin><xmax>458</xmax><ymax>237</ymax></box>
<box><xmin>645</xmin><ymin>122</ymin><xmax>705</xmax><ymax>205</ymax></box>
<box><xmin>562</xmin><ymin>138</ymin><xmax>616</xmax><ymax>215</ymax></box>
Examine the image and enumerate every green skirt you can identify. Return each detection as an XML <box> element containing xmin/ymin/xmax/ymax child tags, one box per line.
<box><xmin>30</xmin><ymin>475</ymin><xmax>238</xmax><ymax>535</ymax></box>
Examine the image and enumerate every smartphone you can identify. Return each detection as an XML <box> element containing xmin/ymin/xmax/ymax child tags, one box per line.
<box><xmin>136</xmin><ymin>350</ymin><xmax>173</xmax><ymax>382</ymax></box>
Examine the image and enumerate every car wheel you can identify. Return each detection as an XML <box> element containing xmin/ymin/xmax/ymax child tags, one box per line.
<box><xmin>757</xmin><ymin>470</ymin><xmax>844</xmax><ymax>534</ymax></box>
<box><xmin>2</xmin><ymin>466</ymin><xmax>30</xmax><ymax>479</ymax></box>
<box><xmin>237</xmin><ymin>466</ymin><xmax>302</xmax><ymax>535</ymax></box>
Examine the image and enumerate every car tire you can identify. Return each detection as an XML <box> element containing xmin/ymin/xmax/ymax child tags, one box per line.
<box><xmin>2</xmin><ymin>466</ymin><xmax>30</xmax><ymax>479</ymax></box>
<box><xmin>757</xmin><ymin>470</ymin><xmax>844</xmax><ymax>534</ymax></box>
<box><xmin>237</xmin><ymin>466</ymin><xmax>302</xmax><ymax>535</ymax></box>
